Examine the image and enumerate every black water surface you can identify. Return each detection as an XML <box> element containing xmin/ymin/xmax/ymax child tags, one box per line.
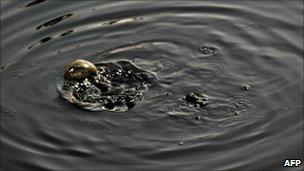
<box><xmin>1</xmin><ymin>1</ymin><xmax>303</xmax><ymax>171</ymax></box>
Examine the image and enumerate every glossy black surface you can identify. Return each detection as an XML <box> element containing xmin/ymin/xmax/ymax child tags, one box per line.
<box><xmin>59</xmin><ymin>60</ymin><xmax>157</xmax><ymax>112</ymax></box>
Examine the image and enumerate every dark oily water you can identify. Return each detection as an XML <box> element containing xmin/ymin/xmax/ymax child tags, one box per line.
<box><xmin>1</xmin><ymin>1</ymin><xmax>303</xmax><ymax>171</ymax></box>
<box><xmin>58</xmin><ymin>60</ymin><xmax>157</xmax><ymax>112</ymax></box>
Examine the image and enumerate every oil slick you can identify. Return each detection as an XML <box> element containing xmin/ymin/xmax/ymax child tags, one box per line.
<box><xmin>58</xmin><ymin>59</ymin><xmax>157</xmax><ymax>112</ymax></box>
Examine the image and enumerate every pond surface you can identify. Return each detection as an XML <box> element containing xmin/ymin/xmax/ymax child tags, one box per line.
<box><xmin>1</xmin><ymin>1</ymin><xmax>303</xmax><ymax>171</ymax></box>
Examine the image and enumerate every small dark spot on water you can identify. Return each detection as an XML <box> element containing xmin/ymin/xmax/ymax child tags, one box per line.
<box><xmin>107</xmin><ymin>20</ymin><xmax>118</xmax><ymax>25</ymax></box>
<box><xmin>165</xmin><ymin>92</ymin><xmax>172</xmax><ymax>96</ymax></box>
<box><xmin>178</xmin><ymin>142</ymin><xmax>184</xmax><ymax>145</ymax></box>
<box><xmin>61</xmin><ymin>30</ymin><xmax>73</xmax><ymax>36</ymax></box>
<box><xmin>36</xmin><ymin>13</ymin><xmax>73</xmax><ymax>30</ymax></box>
<box><xmin>2</xmin><ymin>109</ymin><xmax>14</xmax><ymax>119</ymax></box>
<box><xmin>242</xmin><ymin>84</ymin><xmax>252</xmax><ymax>91</ymax></box>
<box><xmin>199</xmin><ymin>45</ymin><xmax>216</xmax><ymax>55</ymax></box>
<box><xmin>28</xmin><ymin>36</ymin><xmax>53</xmax><ymax>49</ymax></box>
<box><xmin>185</xmin><ymin>92</ymin><xmax>209</xmax><ymax>108</ymax></box>
<box><xmin>1</xmin><ymin>65</ymin><xmax>5</xmax><ymax>71</ymax></box>
<box><xmin>24</xmin><ymin>0</ymin><xmax>45</xmax><ymax>8</ymax></box>
<box><xmin>195</xmin><ymin>116</ymin><xmax>201</xmax><ymax>120</ymax></box>
<box><xmin>12</xmin><ymin>73</ymin><xmax>24</xmax><ymax>79</ymax></box>
<box><xmin>41</xmin><ymin>37</ymin><xmax>52</xmax><ymax>43</ymax></box>
<box><xmin>78</xmin><ymin>119</ymin><xmax>88</xmax><ymax>124</ymax></box>
<box><xmin>162</xmin><ymin>80</ymin><xmax>172</xmax><ymax>85</ymax></box>
<box><xmin>2</xmin><ymin>106</ymin><xmax>18</xmax><ymax>118</ymax></box>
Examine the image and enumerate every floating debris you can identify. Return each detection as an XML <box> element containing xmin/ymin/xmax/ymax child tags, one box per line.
<box><xmin>242</xmin><ymin>84</ymin><xmax>252</xmax><ymax>91</ymax></box>
<box><xmin>58</xmin><ymin>59</ymin><xmax>157</xmax><ymax>112</ymax></box>
<box><xmin>199</xmin><ymin>45</ymin><xmax>216</xmax><ymax>55</ymax></box>
<box><xmin>184</xmin><ymin>92</ymin><xmax>209</xmax><ymax>108</ymax></box>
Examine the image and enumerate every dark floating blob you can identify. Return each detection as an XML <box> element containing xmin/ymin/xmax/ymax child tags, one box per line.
<box><xmin>24</xmin><ymin>0</ymin><xmax>45</xmax><ymax>8</ymax></box>
<box><xmin>29</xmin><ymin>30</ymin><xmax>74</xmax><ymax>49</ymax></box>
<box><xmin>61</xmin><ymin>30</ymin><xmax>73</xmax><ymax>36</ymax></box>
<box><xmin>184</xmin><ymin>92</ymin><xmax>209</xmax><ymax>108</ymax></box>
<box><xmin>58</xmin><ymin>59</ymin><xmax>157</xmax><ymax>112</ymax></box>
<box><xmin>242</xmin><ymin>84</ymin><xmax>252</xmax><ymax>91</ymax></box>
<box><xmin>28</xmin><ymin>36</ymin><xmax>53</xmax><ymax>49</ymax></box>
<box><xmin>107</xmin><ymin>19</ymin><xmax>120</xmax><ymax>25</ymax></box>
<box><xmin>36</xmin><ymin>13</ymin><xmax>73</xmax><ymax>30</ymax></box>
<box><xmin>199</xmin><ymin>45</ymin><xmax>216</xmax><ymax>55</ymax></box>
<box><xmin>195</xmin><ymin>116</ymin><xmax>201</xmax><ymax>120</ymax></box>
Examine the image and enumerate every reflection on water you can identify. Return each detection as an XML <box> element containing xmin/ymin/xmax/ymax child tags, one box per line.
<box><xmin>24</xmin><ymin>0</ymin><xmax>45</xmax><ymax>8</ymax></box>
<box><xmin>1</xmin><ymin>1</ymin><xmax>303</xmax><ymax>171</ymax></box>
<box><xmin>36</xmin><ymin>13</ymin><xmax>73</xmax><ymax>30</ymax></box>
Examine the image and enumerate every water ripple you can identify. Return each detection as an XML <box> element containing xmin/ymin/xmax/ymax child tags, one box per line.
<box><xmin>1</xmin><ymin>1</ymin><xmax>303</xmax><ymax>171</ymax></box>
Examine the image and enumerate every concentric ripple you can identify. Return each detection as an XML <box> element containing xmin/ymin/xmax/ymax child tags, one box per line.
<box><xmin>1</xmin><ymin>1</ymin><xmax>303</xmax><ymax>171</ymax></box>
